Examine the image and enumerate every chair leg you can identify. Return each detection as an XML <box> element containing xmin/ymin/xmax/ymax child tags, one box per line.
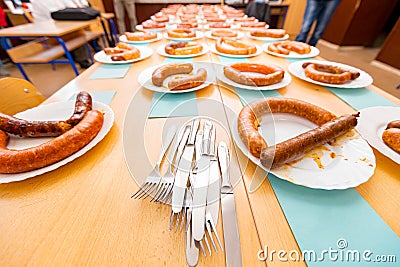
<box><xmin>55</xmin><ymin>37</ymin><xmax>79</xmax><ymax>76</ymax></box>
<box><xmin>84</xmin><ymin>43</ymin><xmax>94</xmax><ymax>63</ymax></box>
<box><xmin>15</xmin><ymin>63</ymin><xmax>31</xmax><ymax>81</ymax></box>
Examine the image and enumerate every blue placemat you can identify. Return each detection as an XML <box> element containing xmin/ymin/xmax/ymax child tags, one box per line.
<box><xmin>233</xmin><ymin>81</ymin><xmax>400</xmax><ymax>266</ymax></box>
<box><xmin>148</xmin><ymin>57</ymin><xmax>198</xmax><ymax>118</ymax></box>
<box><xmin>89</xmin><ymin>64</ymin><xmax>131</xmax><ymax>80</ymax></box>
<box><xmin>69</xmin><ymin>90</ymin><xmax>116</xmax><ymax>105</ymax></box>
<box><xmin>327</xmin><ymin>87</ymin><xmax>398</xmax><ymax>110</ymax></box>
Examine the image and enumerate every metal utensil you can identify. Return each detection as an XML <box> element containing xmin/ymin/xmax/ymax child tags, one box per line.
<box><xmin>132</xmin><ymin>125</ymin><xmax>176</xmax><ymax>199</ymax></box>
<box><xmin>218</xmin><ymin>141</ymin><xmax>242</xmax><ymax>267</ymax></box>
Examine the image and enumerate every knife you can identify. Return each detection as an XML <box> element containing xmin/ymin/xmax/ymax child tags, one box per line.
<box><xmin>171</xmin><ymin>118</ymin><xmax>200</xmax><ymax>213</ymax></box>
<box><xmin>207</xmin><ymin>123</ymin><xmax>220</xmax><ymax>226</ymax></box>
<box><xmin>192</xmin><ymin>120</ymin><xmax>213</xmax><ymax>241</ymax></box>
<box><xmin>185</xmin><ymin>188</ymin><xmax>199</xmax><ymax>267</ymax></box>
<box><xmin>218</xmin><ymin>141</ymin><xmax>242</xmax><ymax>267</ymax></box>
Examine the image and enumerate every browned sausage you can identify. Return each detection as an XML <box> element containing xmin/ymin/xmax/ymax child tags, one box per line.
<box><xmin>260</xmin><ymin>113</ymin><xmax>359</xmax><ymax>168</ymax></box>
<box><xmin>0</xmin><ymin>110</ymin><xmax>104</xmax><ymax>174</ymax></box>
<box><xmin>382</xmin><ymin>128</ymin><xmax>400</xmax><ymax>153</ymax></box>
<box><xmin>238</xmin><ymin>98</ymin><xmax>337</xmax><ymax>158</ymax></box>
<box><xmin>223</xmin><ymin>63</ymin><xmax>284</xmax><ymax>86</ymax></box>
<box><xmin>302</xmin><ymin>62</ymin><xmax>360</xmax><ymax>84</ymax></box>
<box><xmin>386</xmin><ymin>120</ymin><xmax>400</xmax><ymax>129</ymax></box>
<box><xmin>168</xmin><ymin>68</ymin><xmax>207</xmax><ymax>90</ymax></box>
<box><xmin>0</xmin><ymin>91</ymin><xmax>92</xmax><ymax>137</ymax></box>
<box><xmin>152</xmin><ymin>63</ymin><xmax>193</xmax><ymax>87</ymax></box>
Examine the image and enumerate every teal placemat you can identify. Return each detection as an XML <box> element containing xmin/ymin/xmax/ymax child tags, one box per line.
<box><xmin>232</xmin><ymin>83</ymin><xmax>400</xmax><ymax>266</ymax></box>
<box><xmin>148</xmin><ymin>58</ymin><xmax>197</xmax><ymax>118</ymax></box>
<box><xmin>149</xmin><ymin>91</ymin><xmax>198</xmax><ymax>118</ymax></box>
<box><xmin>69</xmin><ymin>90</ymin><xmax>116</xmax><ymax>105</ymax></box>
<box><xmin>269</xmin><ymin>175</ymin><xmax>400</xmax><ymax>266</ymax></box>
<box><xmin>327</xmin><ymin>87</ymin><xmax>398</xmax><ymax>110</ymax></box>
<box><xmin>89</xmin><ymin>64</ymin><xmax>131</xmax><ymax>80</ymax></box>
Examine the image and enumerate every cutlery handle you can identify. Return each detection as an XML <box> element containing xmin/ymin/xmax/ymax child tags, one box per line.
<box><xmin>218</xmin><ymin>141</ymin><xmax>231</xmax><ymax>189</ymax></box>
<box><xmin>156</xmin><ymin>125</ymin><xmax>177</xmax><ymax>169</ymax></box>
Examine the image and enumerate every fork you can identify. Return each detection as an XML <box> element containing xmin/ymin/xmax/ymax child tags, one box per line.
<box><xmin>170</xmin><ymin>184</ymin><xmax>192</xmax><ymax>232</ymax></box>
<box><xmin>131</xmin><ymin>126</ymin><xmax>176</xmax><ymax>199</ymax></box>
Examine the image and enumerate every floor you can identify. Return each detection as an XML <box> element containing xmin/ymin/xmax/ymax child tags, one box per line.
<box><xmin>0</xmin><ymin>40</ymin><xmax>399</xmax><ymax>99</ymax></box>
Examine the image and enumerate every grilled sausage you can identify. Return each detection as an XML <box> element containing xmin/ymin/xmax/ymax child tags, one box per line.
<box><xmin>0</xmin><ymin>91</ymin><xmax>92</xmax><ymax>137</ymax></box>
<box><xmin>0</xmin><ymin>110</ymin><xmax>104</xmax><ymax>174</ymax></box>
<box><xmin>152</xmin><ymin>63</ymin><xmax>193</xmax><ymax>87</ymax></box>
<box><xmin>237</xmin><ymin>98</ymin><xmax>337</xmax><ymax>158</ymax></box>
<box><xmin>302</xmin><ymin>62</ymin><xmax>360</xmax><ymax>84</ymax></box>
<box><xmin>168</xmin><ymin>68</ymin><xmax>207</xmax><ymax>90</ymax></box>
<box><xmin>260</xmin><ymin>113</ymin><xmax>359</xmax><ymax>168</ymax></box>
<box><xmin>223</xmin><ymin>63</ymin><xmax>284</xmax><ymax>86</ymax></box>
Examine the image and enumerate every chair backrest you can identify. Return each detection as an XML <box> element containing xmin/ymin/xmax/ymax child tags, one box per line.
<box><xmin>0</xmin><ymin>77</ymin><xmax>46</xmax><ymax>115</ymax></box>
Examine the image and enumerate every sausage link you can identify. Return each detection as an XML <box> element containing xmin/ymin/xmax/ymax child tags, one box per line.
<box><xmin>0</xmin><ymin>91</ymin><xmax>92</xmax><ymax>137</ymax></box>
<box><xmin>238</xmin><ymin>98</ymin><xmax>337</xmax><ymax>158</ymax></box>
<box><xmin>223</xmin><ymin>63</ymin><xmax>284</xmax><ymax>86</ymax></box>
<box><xmin>386</xmin><ymin>120</ymin><xmax>400</xmax><ymax>129</ymax></box>
<box><xmin>152</xmin><ymin>63</ymin><xmax>193</xmax><ymax>87</ymax></box>
<box><xmin>168</xmin><ymin>68</ymin><xmax>207</xmax><ymax>90</ymax></box>
<box><xmin>260</xmin><ymin>114</ymin><xmax>358</xmax><ymax>168</ymax></box>
<box><xmin>0</xmin><ymin>110</ymin><xmax>104</xmax><ymax>174</ymax></box>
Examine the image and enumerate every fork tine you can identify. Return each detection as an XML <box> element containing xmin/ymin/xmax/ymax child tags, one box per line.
<box><xmin>133</xmin><ymin>182</ymin><xmax>152</xmax><ymax>199</ymax></box>
<box><xmin>151</xmin><ymin>185</ymin><xmax>165</xmax><ymax>202</ymax></box>
<box><xmin>156</xmin><ymin>184</ymin><xmax>171</xmax><ymax>203</ymax></box>
<box><xmin>180</xmin><ymin>209</ymin><xmax>186</xmax><ymax>232</ymax></box>
<box><xmin>203</xmin><ymin>233</ymin><xmax>212</xmax><ymax>256</ymax></box>
<box><xmin>141</xmin><ymin>182</ymin><xmax>160</xmax><ymax>199</ymax></box>
<box><xmin>209</xmin><ymin>218</ymin><xmax>223</xmax><ymax>251</ymax></box>
<box><xmin>174</xmin><ymin>211</ymin><xmax>182</xmax><ymax>232</ymax></box>
<box><xmin>198</xmin><ymin>241</ymin><xmax>206</xmax><ymax>257</ymax></box>
<box><xmin>169</xmin><ymin>211</ymin><xmax>177</xmax><ymax>230</ymax></box>
<box><xmin>206</xmin><ymin>221</ymin><xmax>217</xmax><ymax>253</ymax></box>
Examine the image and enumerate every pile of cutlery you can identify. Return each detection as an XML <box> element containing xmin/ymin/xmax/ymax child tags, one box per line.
<box><xmin>133</xmin><ymin>118</ymin><xmax>242</xmax><ymax>267</ymax></box>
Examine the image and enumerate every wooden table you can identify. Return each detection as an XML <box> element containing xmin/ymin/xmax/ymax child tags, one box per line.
<box><xmin>0</xmin><ymin>20</ymin><xmax>101</xmax><ymax>81</ymax></box>
<box><xmin>0</xmin><ymin>28</ymin><xmax>399</xmax><ymax>267</ymax></box>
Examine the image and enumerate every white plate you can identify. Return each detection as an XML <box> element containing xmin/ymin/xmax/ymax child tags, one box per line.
<box><xmin>263</xmin><ymin>43</ymin><xmax>320</xmax><ymax>58</ymax></box>
<box><xmin>157</xmin><ymin>43</ymin><xmax>209</xmax><ymax>58</ymax></box>
<box><xmin>239</xmin><ymin>24</ymin><xmax>270</xmax><ymax>31</ymax></box>
<box><xmin>231</xmin><ymin>113</ymin><xmax>375</xmax><ymax>189</ymax></box>
<box><xmin>163</xmin><ymin>31</ymin><xmax>204</xmax><ymax>41</ymax></box>
<box><xmin>138</xmin><ymin>61</ymin><xmax>216</xmax><ymax>93</ymax></box>
<box><xmin>246</xmin><ymin>31</ymin><xmax>289</xmax><ymax>42</ymax></box>
<box><xmin>119</xmin><ymin>32</ymin><xmax>162</xmax><ymax>44</ymax></box>
<box><xmin>210</xmin><ymin>43</ymin><xmax>262</xmax><ymax>58</ymax></box>
<box><xmin>203</xmin><ymin>24</ymin><xmax>240</xmax><ymax>30</ymax></box>
<box><xmin>215</xmin><ymin>63</ymin><xmax>292</xmax><ymax>91</ymax></box>
<box><xmin>0</xmin><ymin>101</ymin><xmax>114</xmax><ymax>183</ymax></box>
<box><xmin>136</xmin><ymin>25</ymin><xmax>168</xmax><ymax>32</ymax></box>
<box><xmin>204</xmin><ymin>30</ymin><xmax>244</xmax><ymax>40</ymax></box>
<box><xmin>288</xmin><ymin>60</ymin><xmax>373</xmax><ymax>88</ymax></box>
<box><xmin>356</xmin><ymin>106</ymin><xmax>400</xmax><ymax>164</ymax></box>
<box><xmin>94</xmin><ymin>46</ymin><xmax>153</xmax><ymax>64</ymax></box>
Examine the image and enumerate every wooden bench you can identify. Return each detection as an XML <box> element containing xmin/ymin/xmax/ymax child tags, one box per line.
<box><xmin>6</xmin><ymin>31</ymin><xmax>101</xmax><ymax>64</ymax></box>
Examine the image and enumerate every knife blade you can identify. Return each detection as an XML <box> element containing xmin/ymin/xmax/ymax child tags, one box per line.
<box><xmin>206</xmin><ymin>123</ymin><xmax>220</xmax><ymax>226</ymax></box>
<box><xmin>192</xmin><ymin>120</ymin><xmax>213</xmax><ymax>241</ymax></box>
<box><xmin>171</xmin><ymin>119</ymin><xmax>200</xmax><ymax>213</ymax></box>
<box><xmin>218</xmin><ymin>141</ymin><xmax>242</xmax><ymax>267</ymax></box>
<box><xmin>185</xmin><ymin>188</ymin><xmax>199</xmax><ymax>267</ymax></box>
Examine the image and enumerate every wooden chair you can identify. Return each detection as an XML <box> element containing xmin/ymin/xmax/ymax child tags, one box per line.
<box><xmin>0</xmin><ymin>77</ymin><xmax>46</xmax><ymax>115</ymax></box>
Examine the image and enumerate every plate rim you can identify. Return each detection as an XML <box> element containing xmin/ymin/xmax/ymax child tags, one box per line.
<box><xmin>138</xmin><ymin>61</ymin><xmax>217</xmax><ymax>94</ymax></box>
<box><xmin>156</xmin><ymin>43</ymin><xmax>209</xmax><ymax>58</ymax></box>
<box><xmin>230</xmin><ymin>112</ymin><xmax>375</xmax><ymax>190</ymax></box>
<box><xmin>356</xmin><ymin>106</ymin><xmax>400</xmax><ymax>164</ymax></box>
<box><xmin>119</xmin><ymin>32</ymin><xmax>162</xmax><ymax>44</ymax></box>
<box><xmin>94</xmin><ymin>46</ymin><xmax>153</xmax><ymax>64</ymax></box>
<box><xmin>211</xmin><ymin>43</ymin><xmax>262</xmax><ymax>58</ymax></box>
<box><xmin>288</xmin><ymin>59</ymin><xmax>374</xmax><ymax>88</ymax></box>
<box><xmin>215</xmin><ymin>63</ymin><xmax>292</xmax><ymax>91</ymax></box>
<box><xmin>263</xmin><ymin>43</ymin><xmax>320</xmax><ymax>58</ymax></box>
